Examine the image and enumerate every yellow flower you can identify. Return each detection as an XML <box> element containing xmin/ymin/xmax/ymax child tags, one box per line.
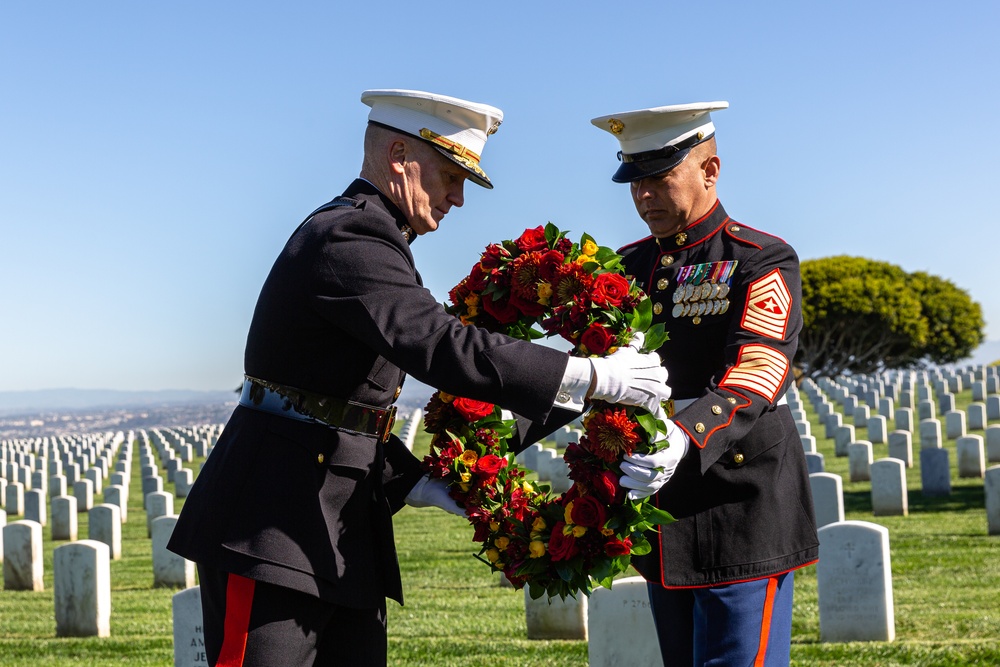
<box><xmin>582</xmin><ymin>239</ymin><xmax>599</xmax><ymax>256</ymax></box>
<box><xmin>490</xmin><ymin>521</ymin><xmax>501</xmax><ymax>532</ymax></box>
<box><xmin>459</xmin><ymin>472</ymin><xmax>471</xmax><ymax>483</ymax></box>
<box><xmin>536</xmin><ymin>282</ymin><xmax>553</xmax><ymax>305</ymax></box>
<box><xmin>464</xmin><ymin>293</ymin><xmax>480</xmax><ymax>307</ymax></box>
<box><xmin>485</xmin><ymin>548</ymin><xmax>501</xmax><ymax>563</ymax></box>
<box><xmin>495</xmin><ymin>536</ymin><xmax>510</xmax><ymax>550</ymax></box>
<box><xmin>459</xmin><ymin>450</ymin><xmax>479</xmax><ymax>467</ymax></box>
<box><xmin>439</xmin><ymin>391</ymin><xmax>455</xmax><ymax>403</ymax></box>
<box><xmin>529</xmin><ymin>540</ymin><xmax>546</xmax><ymax>559</ymax></box>
<box><xmin>572</xmin><ymin>525</ymin><xmax>588</xmax><ymax>538</ymax></box>
<box><xmin>601</xmin><ymin>527</ymin><xmax>615</xmax><ymax>537</ymax></box>
<box><xmin>460</xmin><ymin>315</ymin><xmax>474</xmax><ymax>326</ymax></box>
<box><xmin>532</xmin><ymin>516</ymin><xmax>547</xmax><ymax>533</ymax></box>
<box><xmin>459</xmin><ymin>482</ymin><xmax>471</xmax><ymax>492</ymax></box>
<box><xmin>564</xmin><ymin>501</ymin><xmax>575</xmax><ymax>524</ymax></box>
<box><xmin>562</xmin><ymin>523</ymin><xmax>576</xmax><ymax>536</ymax></box>
<box><xmin>521</xmin><ymin>481</ymin><xmax>534</xmax><ymax>495</ymax></box>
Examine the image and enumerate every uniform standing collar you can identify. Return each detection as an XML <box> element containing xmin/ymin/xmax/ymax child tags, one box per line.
<box><xmin>342</xmin><ymin>179</ymin><xmax>416</xmax><ymax>244</ymax></box>
<box><xmin>655</xmin><ymin>200</ymin><xmax>729</xmax><ymax>251</ymax></box>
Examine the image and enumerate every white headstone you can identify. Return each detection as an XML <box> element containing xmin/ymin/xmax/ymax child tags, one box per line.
<box><xmin>817</xmin><ymin>521</ymin><xmax>895</xmax><ymax>642</ymax></box>
<box><xmin>3</xmin><ymin>519</ymin><xmax>44</xmax><ymax>590</ymax></box>
<box><xmin>51</xmin><ymin>495</ymin><xmax>79</xmax><ymax>541</ymax></box>
<box><xmin>920</xmin><ymin>448</ymin><xmax>951</xmax><ymax>497</ymax></box>
<box><xmin>73</xmin><ymin>478</ymin><xmax>94</xmax><ymax>512</ymax></box>
<box><xmin>987</xmin><ymin>426</ymin><xmax>1000</xmax><ymax>463</ymax></box>
<box><xmin>800</xmin><ymin>434</ymin><xmax>817</xmax><ymax>454</ymax></box>
<box><xmin>524</xmin><ymin>589</ymin><xmax>588</xmax><ymax>640</ymax></box>
<box><xmin>985</xmin><ymin>465</ymin><xmax>1000</xmax><ymax>536</ymax></box>
<box><xmin>968</xmin><ymin>403</ymin><xmax>987</xmax><ymax>431</ymax></box>
<box><xmin>152</xmin><ymin>516</ymin><xmax>195</xmax><ymax>588</ymax></box>
<box><xmin>516</xmin><ymin>443</ymin><xmax>543</xmax><ymax>471</ymax></box>
<box><xmin>834</xmin><ymin>425</ymin><xmax>855</xmax><ymax>457</ymax></box>
<box><xmin>867</xmin><ymin>415</ymin><xmax>887</xmax><ymax>444</ymax></box>
<box><xmin>147</xmin><ymin>491</ymin><xmax>174</xmax><ymax>537</ymax></box>
<box><xmin>870</xmin><ymin>458</ymin><xmax>907</xmax><ymax>516</ymax></box>
<box><xmin>810</xmin><ymin>473</ymin><xmax>844</xmax><ymax>528</ymax></box>
<box><xmin>172</xmin><ymin>586</ymin><xmax>209</xmax><ymax>667</ymax></box>
<box><xmin>887</xmin><ymin>431</ymin><xmax>913</xmax><ymax>468</ymax></box>
<box><xmin>53</xmin><ymin>540</ymin><xmax>111</xmax><ymax>637</ymax></box>
<box><xmin>853</xmin><ymin>405</ymin><xmax>870</xmax><ymax>428</ymax></box>
<box><xmin>988</xmin><ymin>396</ymin><xmax>1000</xmax><ymax>421</ymax></box>
<box><xmin>918</xmin><ymin>419</ymin><xmax>941</xmax><ymax>449</ymax></box>
<box><xmin>945</xmin><ymin>411</ymin><xmax>967</xmax><ymax>440</ymax></box>
<box><xmin>956</xmin><ymin>435</ymin><xmax>986</xmax><ymax>479</ymax></box>
<box><xmin>6</xmin><ymin>481</ymin><xmax>24</xmax><ymax>516</ymax></box>
<box><xmin>24</xmin><ymin>488</ymin><xmax>47</xmax><ymax>526</ymax></box>
<box><xmin>175</xmin><ymin>469</ymin><xmax>195</xmax><ymax>498</ymax></box>
<box><xmin>824</xmin><ymin>412</ymin><xmax>843</xmax><ymax>440</ymax></box>
<box><xmin>89</xmin><ymin>504</ymin><xmax>122</xmax><ymax>560</ymax></box>
<box><xmin>587</xmin><ymin>577</ymin><xmax>663</xmax><ymax>667</ymax></box>
<box><xmin>848</xmin><ymin>442</ymin><xmax>873</xmax><ymax>482</ymax></box>
<box><xmin>805</xmin><ymin>452</ymin><xmax>825</xmax><ymax>474</ymax></box>
<box><xmin>535</xmin><ymin>449</ymin><xmax>559</xmax><ymax>481</ymax></box>
<box><xmin>104</xmin><ymin>484</ymin><xmax>128</xmax><ymax>523</ymax></box>
<box><xmin>917</xmin><ymin>400</ymin><xmax>936</xmax><ymax>421</ymax></box>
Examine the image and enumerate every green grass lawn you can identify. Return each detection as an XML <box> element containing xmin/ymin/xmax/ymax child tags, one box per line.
<box><xmin>2</xmin><ymin>388</ymin><xmax>999</xmax><ymax>666</ymax></box>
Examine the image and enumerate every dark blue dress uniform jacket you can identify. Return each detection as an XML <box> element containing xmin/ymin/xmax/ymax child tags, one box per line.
<box><xmin>168</xmin><ymin>179</ymin><xmax>571</xmax><ymax>608</ymax></box>
<box><xmin>619</xmin><ymin>200</ymin><xmax>819</xmax><ymax>588</ymax></box>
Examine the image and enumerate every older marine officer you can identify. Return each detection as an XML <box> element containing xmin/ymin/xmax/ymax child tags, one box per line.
<box><xmin>594</xmin><ymin>102</ymin><xmax>819</xmax><ymax>666</ymax></box>
<box><xmin>168</xmin><ymin>89</ymin><xmax>672</xmax><ymax>667</ymax></box>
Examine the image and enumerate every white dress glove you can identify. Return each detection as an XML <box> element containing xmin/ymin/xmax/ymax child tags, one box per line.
<box><xmin>619</xmin><ymin>413</ymin><xmax>690</xmax><ymax>500</ymax></box>
<box><xmin>589</xmin><ymin>343</ymin><xmax>671</xmax><ymax>414</ymax></box>
<box><xmin>404</xmin><ymin>475</ymin><xmax>465</xmax><ymax>516</ymax></box>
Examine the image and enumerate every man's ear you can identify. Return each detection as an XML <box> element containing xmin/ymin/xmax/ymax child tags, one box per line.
<box><xmin>389</xmin><ymin>140</ymin><xmax>407</xmax><ymax>175</ymax></box>
<box><xmin>703</xmin><ymin>155</ymin><xmax>721</xmax><ymax>187</ymax></box>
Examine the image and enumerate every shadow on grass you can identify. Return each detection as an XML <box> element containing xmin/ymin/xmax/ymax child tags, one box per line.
<box><xmin>842</xmin><ymin>484</ymin><xmax>985</xmax><ymax>516</ymax></box>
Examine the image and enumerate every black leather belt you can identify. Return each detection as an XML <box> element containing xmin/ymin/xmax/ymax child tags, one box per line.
<box><xmin>239</xmin><ymin>376</ymin><xmax>397</xmax><ymax>443</ymax></box>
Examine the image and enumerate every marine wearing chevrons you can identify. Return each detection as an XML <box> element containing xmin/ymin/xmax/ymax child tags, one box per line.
<box><xmin>619</xmin><ymin>199</ymin><xmax>819</xmax><ymax>588</ymax></box>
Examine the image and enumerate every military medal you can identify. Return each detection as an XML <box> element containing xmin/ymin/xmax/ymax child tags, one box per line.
<box><xmin>670</xmin><ymin>260</ymin><xmax>738</xmax><ymax>322</ymax></box>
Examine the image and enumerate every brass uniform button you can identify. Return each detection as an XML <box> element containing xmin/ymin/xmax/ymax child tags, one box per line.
<box><xmin>317</xmin><ymin>453</ymin><xmax>325</xmax><ymax>464</ymax></box>
<box><xmin>695</xmin><ymin>423</ymin><xmax>706</xmax><ymax>433</ymax></box>
<box><xmin>730</xmin><ymin>225</ymin><xmax>741</xmax><ymax>232</ymax></box>
<box><xmin>692</xmin><ymin>316</ymin><xmax>702</xmax><ymax>325</ymax></box>
<box><xmin>656</xmin><ymin>278</ymin><xmax>669</xmax><ymax>290</ymax></box>
<box><xmin>653</xmin><ymin>302</ymin><xmax>663</xmax><ymax>315</ymax></box>
<box><xmin>660</xmin><ymin>255</ymin><xmax>674</xmax><ymax>267</ymax></box>
<box><xmin>712</xmin><ymin>405</ymin><xmax>722</xmax><ymax>415</ymax></box>
<box><xmin>727</xmin><ymin>397</ymin><xmax>737</xmax><ymax>404</ymax></box>
<box><xmin>733</xmin><ymin>452</ymin><xmax>745</xmax><ymax>465</ymax></box>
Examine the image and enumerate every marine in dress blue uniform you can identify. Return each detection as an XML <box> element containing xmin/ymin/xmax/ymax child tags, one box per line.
<box><xmin>594</xmin><ymin>102</ymin><xmax>819</xmax><ymax>666</ymax></box>
<box><xmin>168</xmin><ymin>89</ymin><xmax>671</xmax><ymax>667</ymax></box>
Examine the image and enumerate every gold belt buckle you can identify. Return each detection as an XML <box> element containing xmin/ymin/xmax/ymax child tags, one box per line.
<box><xmin>380</xmin><ymin>405</ymin><xmax>398</xmax><ymax>443</ymax></box>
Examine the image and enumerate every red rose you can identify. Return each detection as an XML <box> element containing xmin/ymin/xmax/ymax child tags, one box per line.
<box><xmin>466</xmin><ymin>263</ymin><xmax>487</xmax><ymax>291</ymax></box>
<box><xmin>569</xmin><ymin>494</ymin><xmax>607</xmax><ymax>528</ymax></box>
<box><xmin>591</xmin><ymin>273</ymin><xmax>630</xmax><ymax>308</ymax></box>
<box><xmin>475</xmin><ymin>454</ymin><xmax>505</xmax><ymax>477</ymax></box>
<box><xmin>581</xmin><ymin>323</ymin><xmax>615</xmax><ymax>355</ymax></box>
<box><xmin>548</xmin><ymin>522</ymin><xmax>579</xmax><ymax>561</ymax></box>
<box><xmin>452</xmin><ymin>397</ymin><xmax>495</xmax><ymax>422</ymax></box>
<box><xmin>515</xmin><ymin>226</ymin><xmax>548</xmax><ymax>253</ymax></box>
<box><xmin>604</xmin><ymin>536</ymin><xmax>632</xmax><ymax>557</ymax></box>
<box><xmin>538</xmin><ymin>249</ymin><xmax>565</xmax><ymax>283</ymax></box>
<box><xmin>590</xmin><ymin>469</ymin><xmax>622</xmax><ymax>504</ymax></box>
<box><xmin>480</xmin><ymin>243</ymin><xmax>510</xmax><ymax>270</ymax></box>
<box><xmin>481</xmin><ymin>293</ymin><xmax>520</xmax><ymax>324</ymax></box>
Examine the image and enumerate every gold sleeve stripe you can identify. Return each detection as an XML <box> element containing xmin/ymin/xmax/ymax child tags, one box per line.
<box><xmin>740</xmin><ymin>268</ymin><xmax>791</xmax><ymax>340</ymax></box>
<box><xmin>719</xmin><ymin>343</ymin><xmax>788</xmax><ymax>403</ymax></box>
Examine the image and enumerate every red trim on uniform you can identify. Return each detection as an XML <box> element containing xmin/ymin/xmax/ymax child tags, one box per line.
<box><xmin>674</xmin><ymin>389</ymin><xmax>751</xmax><ymax>449</ymax></box>
<box><xmin>723</xmin><ymin>221</ymin><xmax>788</xmax><ymax>247</ymax></box>
<box><xmin>754</xmin><ymin>576</ymin><xmax>779</xmax><ymax>667</ymax></box>
<box><xmin>662</xmin><ymin>559</ymin><xmax>818</xmax><ymax>589</ymax></box>
<box><xmin>216</xmin><ymin>574</ymin><xmax>256</xmax><ymax>667</ymax></box>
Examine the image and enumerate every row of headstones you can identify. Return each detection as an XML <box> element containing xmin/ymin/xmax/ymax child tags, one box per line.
<box><xmin>506</xmin><ymin>520</ymin><xmax>898</xmax><ymax>660</ymax></box>
<box><xmin>400</xmin><ymin>408</ymin><xmax>423</xmax><ymax>451</ymax></box>
<box><xmin>2</xmin><ymin>515</ymin><xmax>193</xmax><ymax>638</ymax></box>
<box><xmin>516</xmin><ymin>441</ymin><xmax>573</xmax><ymax>494</ymax></box>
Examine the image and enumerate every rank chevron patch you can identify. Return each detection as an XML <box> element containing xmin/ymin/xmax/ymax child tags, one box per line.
<box><xmin>740</xmin><ymin>268</ymin><xmax>791</xmax><ymax>339</ymax></box>
<box><xmin>720</xmin><ymin>344</ymin><xmax>788</xmax><ymax>403</ymax></box>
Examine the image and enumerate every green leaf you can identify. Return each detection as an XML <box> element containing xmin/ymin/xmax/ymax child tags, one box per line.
<box><xmin>641</xmin><ymin>323</ymin><xmax>669</xmax><ymax>353</ymax></box>
<box><xmin>642</xmin><ymin>504</ymin><xmax>677</xmax><ymax>527</ymax></box>
<box><xmin>632</xmin><ymin>297</ymin><xmax>653</xmax><ymax>331</ymax></box>
<box><xmin>544</xmin><ymin>222</ymin><xmax>561</xmax><ymax>245</ymax></box>
<box><xmin>635</xmin><ymin>410</ymin><xmax>657</xmax><ymax>439</ymax></box>
<box><xmin>630</xmin><ymin>536</ymin><xmax>652</xmax><ymax>556</ymax></box>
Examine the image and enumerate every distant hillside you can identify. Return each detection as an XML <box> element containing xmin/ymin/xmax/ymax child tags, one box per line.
<box><xmin>0</xmin><ymin>388</ymin><xmax>236</xmax><ymax>415</ymax></box>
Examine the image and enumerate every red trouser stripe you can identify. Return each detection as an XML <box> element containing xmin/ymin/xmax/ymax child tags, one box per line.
<box><xmin>753</xmin><ymin>575</ymin><xmax>779</xmax><ymax>667</ymax></box>
<box><xmin>216</xmin><ymin>574</ymin><xmax>256</xmax><ymax>667</ymax></box>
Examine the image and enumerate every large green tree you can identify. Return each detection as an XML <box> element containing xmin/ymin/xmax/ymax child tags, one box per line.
<box><xmin>796</xmin><ymin>256</ymin><xmax>984</xmax><ymax>378</ymax></box>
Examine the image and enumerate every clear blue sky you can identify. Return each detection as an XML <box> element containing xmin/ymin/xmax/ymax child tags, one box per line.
<box><xmin>2</xmin><ymin>1</ymin><xmax>998</xmax><ymax>392</ymax></box>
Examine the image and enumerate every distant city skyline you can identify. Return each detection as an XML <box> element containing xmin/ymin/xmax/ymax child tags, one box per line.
<box><xmin>2</xmin><ymin>2</ymin><xmax>998</xmax><ymax>392</ymax></box>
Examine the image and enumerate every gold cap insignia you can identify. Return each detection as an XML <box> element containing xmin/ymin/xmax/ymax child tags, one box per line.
<box><xmin>675</xmin><ymin>232</ymin><xmax>688</xmax><ymax>246</ymax></box>
<box><xmin>487</xmin><ymin>120</ymin><xmax>501</xmax><ymax>136</ymax></box>
<box><xmin>608</xmin><ymin>118</ymin><xmax>625</xmax><ymax>135</ymax></box>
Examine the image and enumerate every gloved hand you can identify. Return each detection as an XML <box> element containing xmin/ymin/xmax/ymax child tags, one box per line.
<box><xmin>404</xmin><ymin>475</ymin><xmax>466</xmax><ymax>516</ymax></box>
<box><xmin>589</xmin><ymin>343</ymin><xmax>670</xmax><ymax>413</ymax></box>
<box><xmin>619</xmin><ymin>413</ymin><xmax>690</xmax><ymax>500</ymax></box>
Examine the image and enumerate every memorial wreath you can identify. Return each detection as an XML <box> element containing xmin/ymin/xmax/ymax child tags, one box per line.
<box><xmin>421</xmin><ymin>223</ymin><xmax>675</xmax><ymax>600</ymax></box>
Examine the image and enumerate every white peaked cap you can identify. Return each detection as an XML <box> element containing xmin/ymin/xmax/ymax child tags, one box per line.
<box><xmin>361</xmin><ymin>89</ymin><xmax>504</xmax><ymax>189</ymax></box>
<box><xmin>591</xmin><ymin>102</ymin><xmax>729</xmax><ymax>182</ymax></box>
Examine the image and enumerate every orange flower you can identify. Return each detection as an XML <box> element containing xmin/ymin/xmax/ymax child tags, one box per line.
<box><xmin>584</xmin><ymin>408</ymin><xmax>642</xmax><ymax>463</ymax></box>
